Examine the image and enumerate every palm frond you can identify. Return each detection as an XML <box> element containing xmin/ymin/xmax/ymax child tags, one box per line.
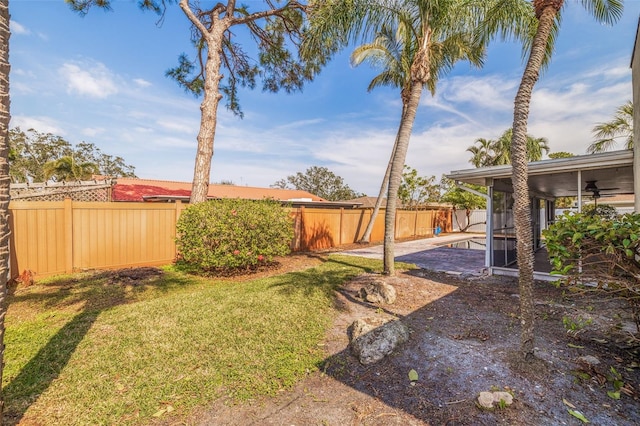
<box><xmin>580</xmin><ymin>0</ymin><xmax>624</xmax><ymax>26</ymax></box>
<box><xmin>588</xmin><ymin>100</ymin><xmax>633</xmax><ymax>153</ymax></box>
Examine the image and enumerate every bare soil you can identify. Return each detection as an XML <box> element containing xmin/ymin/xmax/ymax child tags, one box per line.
<box><xmin>181</xmin><ymin>252</ymin><xmax>640</xmax><ymax>426</ymax></box>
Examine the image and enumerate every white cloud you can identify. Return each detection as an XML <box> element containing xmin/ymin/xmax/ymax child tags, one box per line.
<box><xmin>59</xmin><ymin>61</ymin><xmax>119</xmax><ymax>99</ymax></box>
<box><xmin>155</xmin><ymin>118</ymin><xmax>197</xmax><ymax>134</ymax></box>
<box><xmin>11</xmin><ymin>80</ymin><xmax>35</xmax><ymax>95</ymax></box>
<box><xmin>437</xmin><ymin>75</ymin><xmax>518</xmax><ymax>111</ymax></box>
<box><xmin>81</xmin><ymin>127</ymin><xmax>105</xmax><ymax>137</ymax></box>
<box><xmin>10</xmin><ymin>21</ymin><xmax>29</xmax><ymax>35</ymax></box>
<box><xmin>10</xmin><ymin>115</ymin><xmax>65</xmax><ymax>135</ymax></box>
<box><xmin>133</xmin><ymin>126</ymin><xmax>154</xmax><ymax>134</ymax></box>
<box><xmin>141</xmin><ymin>135</ymin><xmax>195</xmax><ymax>149</ymax></box>
<box><xmin>275</xmin><ymin>118</ymin><xmax>326</xmax><ymax>130</ymax></box>
<box><xmin>134</xmin><ymin>78</ymin><xmax>152</xmax><ymax>88</ymax></box>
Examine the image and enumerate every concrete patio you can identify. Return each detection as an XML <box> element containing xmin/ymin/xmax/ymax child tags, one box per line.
<box><xmin>340</xmin><ymin>233</ymin><xmax>487</xmax><ymax>276</ymax></box>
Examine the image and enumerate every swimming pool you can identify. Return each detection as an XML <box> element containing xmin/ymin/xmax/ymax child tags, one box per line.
<box><xmin>443</xmin><ymin>237</ymin><xmax>486</xmax><ymax>250</ymax></box>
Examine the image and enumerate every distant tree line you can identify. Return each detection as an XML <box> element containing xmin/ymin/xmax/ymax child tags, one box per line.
<box><xmin>272</xmin><ymin>166</ymin><xmax>364</xmax><ymax>202</ymax></box>
<box><xmin>9</xmin><ymin>127</ymin><xmax>137</xmax><ymax>183</ymax></box>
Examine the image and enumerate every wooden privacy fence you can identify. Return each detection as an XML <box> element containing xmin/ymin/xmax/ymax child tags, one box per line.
<box><xmin>8</xmin><ymin>200</ymin><xmax>452</xmax><ymax>279</ymax></box>
<box><xmin>290</xmin><ymin>206</ymin><xmax>451</xmax><ymax>251</ymax></box>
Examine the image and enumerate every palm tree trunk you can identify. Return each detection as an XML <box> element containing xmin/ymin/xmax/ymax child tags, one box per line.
<box><xmin>358</xmin><ymin>147</ymin><xmax>393</xmax><ymax>243</ymax></box>
<box><xmin>383</xmin><ymin>83</ymin><xmax>422</xmax><ymax>275</ymax></box>
<box><xmin>358</xmin><ymin>105</ymin><xmax>407</xmax><ymax>243</ymax></box>
<box><xmin>0</xmin><ymin>0</ymin><xmax>10</xmax><ymax>420</ymax></box>
<box><xmin>511</xmin><ymin>5</ymin><xmax>557</xmax><ymax>361</ymax></box>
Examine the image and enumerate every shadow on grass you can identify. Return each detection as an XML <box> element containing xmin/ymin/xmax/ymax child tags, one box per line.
<box><xmin>3</xmin><ymin>268</ymin><xmax>195</xmax><ymax>425</ymax></box>
<box><xmin>3</xmin><ymin>310</ymin><xmax>99</xmax><ymax>425</ymax></box>
<box><xmin>266</xmin><ymin>255</ymin><xmax>386</xmax><ymax>310</ymax></box>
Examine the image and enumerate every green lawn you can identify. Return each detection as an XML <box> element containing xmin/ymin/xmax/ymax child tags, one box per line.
<box><xmin>3</xmin><ymin>255</ymin><xmax>409</xmax><ymax>425</ymax></box>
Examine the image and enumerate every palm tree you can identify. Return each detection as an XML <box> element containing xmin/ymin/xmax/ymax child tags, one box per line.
<box><xmin>43</xmin><ymin>156</ymin><xmax>99</xmax><ymax>182</ymax></box>
<box><xmin>484</xmin><ymin>0</ymin><xmax>623</xmax><ymax>360</ymax></box>
<box><xmin>305</xmin><ymin>0</ymin><xmax>485</xmax><ymax>275</ymax></box>
<box><xmin>350</xmin><ymin>25</ymin><xmax>411</xmax><ymax>243</ymax></box>
<box><xmin>467</xmin><ymin>137</ymin><xmax>494</xmax><ymax>167</ymax></box>
<box><xmin>0</xmin><ymin>0</ymin><xmax>10</xmax><ymax>419</ymax></box>
<box><xmin>490</xmin><ymin>129</ymin><xmax>550</xmax><ymax>165</ymax></box>
<box><xmin>467</xmin><ymin>129</ymin><xmax>550</xmax><ymax>167</ymax></box>
<box><xmin>588</xmin><ymin>100</ymin><xmax>633</xmax><ymax>153</ymax></box>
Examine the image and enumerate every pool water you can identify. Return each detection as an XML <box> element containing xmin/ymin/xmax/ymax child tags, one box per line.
<box><xmin>443</xmin><ymin>237</ymin><xmax>486</xmax><ymax>250</ymax></box>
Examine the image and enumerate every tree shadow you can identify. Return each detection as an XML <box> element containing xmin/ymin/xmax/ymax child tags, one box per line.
<box><xmin>298</xmin><ymin>217</ymin><xmax>335</xmax><ymax>251</ymax></box>
<box><xmin>2</xmin><ymin>268</ymin><xmax>193</xmax><ymax>424</ymax></box>
<box><xmin>3</xmin><ymin>310</ymin><xmax>99</xmax><ymax>425</ymax></box>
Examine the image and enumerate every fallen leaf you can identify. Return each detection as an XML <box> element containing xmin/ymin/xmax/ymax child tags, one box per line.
<box><xmin>567</xmin><ymin>343</ymin><xmax>585</xmax><ymax>349</ymax></box>
<box><xmin>408</xmin><ymin>369</ymin><xmax>419</xmax><ymax>382</ymax></box>
<box><xmin>562</xmin><ymin>398</ymin><xmax>576</xmax><ymax>409</ymax></box>
<box><xmin>152</xmin><ymin>409</ymin><xmax>166</xmax><ymax>418</ymax></box>
<box><xmin>607</xmin><ymin>391</ymin><xmax>620</xmax><ymax>400</ymax></box>
<box><xmin>568</xmin><ymin>409</ymin><xmax>589</xmax><ymax>423</ymax></box>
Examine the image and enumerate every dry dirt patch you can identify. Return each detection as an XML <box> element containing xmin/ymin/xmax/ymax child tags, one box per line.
<box><xmin>186</xmin><ymin>262</ymin><xmax>640</xmax><ymax>426</ymax></box>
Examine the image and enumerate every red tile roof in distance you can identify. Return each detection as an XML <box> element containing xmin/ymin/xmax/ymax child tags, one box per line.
<box><xmin>112</xmin><ymin>178</ymin><xmax>327</xmax><ymax>202</ymax></box>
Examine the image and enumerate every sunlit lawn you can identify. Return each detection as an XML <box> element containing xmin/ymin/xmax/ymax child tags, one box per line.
<box><xmin>3</xmin><ymin>254</ymin><xmax>411</xmax><ymax>425</ymax></box>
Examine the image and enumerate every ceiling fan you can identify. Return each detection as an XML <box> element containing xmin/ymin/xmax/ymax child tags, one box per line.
<box><xmin>581</xmin><ymin>180</ymin><xmax>619</xmax><ymax>206</ymax></box>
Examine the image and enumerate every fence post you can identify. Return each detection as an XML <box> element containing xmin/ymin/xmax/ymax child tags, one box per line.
<box><xmin>339</xmin><ymin>208</ymin><xmax>344</xmax><ymax>245</ymax></box>
<box><xmin>174</xmin><ymin>200</ymin><xmax>182</xmax><ymax>258</ymax></box>
<box><xmin>299</xmin><ymin>205</ymin><xmax>305</xmax><ymax>250</ymax></box>
<box><xmin>64</xmin><ymin>197</ymin><xmax>73</xmax><ymax>274</ymax></box>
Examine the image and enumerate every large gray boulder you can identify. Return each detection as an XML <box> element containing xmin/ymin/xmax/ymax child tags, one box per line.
<box><xmin>348</xmin><ymin>317</ymin><xmax>409</xmax><ymax>365</ymax></box>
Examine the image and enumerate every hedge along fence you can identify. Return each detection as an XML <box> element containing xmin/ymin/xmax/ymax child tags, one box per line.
<box><xmin>8</xmin><ymin>200</ymin><xmax>452</xmax><ymax>279</ymax></box>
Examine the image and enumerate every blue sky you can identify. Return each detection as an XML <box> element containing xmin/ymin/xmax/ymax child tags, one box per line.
<box><xmin>8</xmin><ymin>1</ymin><xmax>640</xmax><ymax>196</ymax></box>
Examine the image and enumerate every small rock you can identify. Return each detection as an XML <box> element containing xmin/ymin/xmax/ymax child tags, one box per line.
<box><xmin>577</xmin><ymin>355</ymin><xmax>601</xmax><ymax>367</ymax></box>
<box><xmin>477</xmin><ymin>391</ymin><xmax>513</xmax><ymax>409</ymax></box>
<box><xmin>358</xmin><ymin>280</ymin><xmax>397</xmax><ymax>304</ymax></box>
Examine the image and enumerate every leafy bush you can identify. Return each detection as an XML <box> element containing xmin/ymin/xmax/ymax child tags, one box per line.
<box><xmin>543</xmin><ymin>212</ymin><xmax>640</xmax><ymax>329</ymax></box>
<box><xmin>176</xmin><ymin>198</ymin><xmax>294</xmax><ymax>274</ymax></box>
<box><xmin>582</xmin><ymin>203</ymin><xmax>618</xmax><ymax>220</ymax></box>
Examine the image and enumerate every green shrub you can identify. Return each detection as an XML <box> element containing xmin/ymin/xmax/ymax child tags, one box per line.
<box><xmin>543</xmin><ymin>212</ymin><xmax>640</xmax><ymax>329</ymax></box>
<box><xmin>582</xmin><ymin>203</ymin><xmax>618</xmax><ymax>220</ymax></box>
<box><xmin>176</xmin><ymin>198</ymin><xmax>294</xmax><ymax>274</ymax></box>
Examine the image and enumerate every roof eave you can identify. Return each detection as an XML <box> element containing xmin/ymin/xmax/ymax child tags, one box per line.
<box><xmin>447</xmin><ymin>150</ymin><xmax>634</xmax><ymax>185</ymax></box>
<box><xmin>138</xmin><ymin>195</ymin><xmax>362</xmax><ymax>208</ymax></box>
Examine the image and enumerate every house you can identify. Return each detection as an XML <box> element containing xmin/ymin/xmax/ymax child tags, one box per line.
<box><xmin>447</xmin><ymin>150</ymin><xmax>635</xmax><ymax>279</ymax></box>
<box><xmin>632</xmin><ymin>15</ymin><xmax>640</xmax><ymax>212</ymax></box>
<box><xmin>9</xmin><ymin>177</ymin><xmax>363</xmax><ymax>209</ymax></box>
<box><xmin>346</xmin><ymin>196</ymin><xmax>451</xmax><ymax>210</ymax></box>
<box><xmin>111</xmin><ymin>177</ymin><xmax>362</xmax><ymax>208</ymax></box>
<box><xmin>445</xmin><ymin>17</ymin><xmax>640</xmax><ymax>279</ymax></box>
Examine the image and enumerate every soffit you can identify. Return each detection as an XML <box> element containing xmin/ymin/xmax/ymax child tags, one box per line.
<box><xmin>447</xmin><ymin>150</ymin><xmax>634</xmax><ymax>198</ymax></box>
